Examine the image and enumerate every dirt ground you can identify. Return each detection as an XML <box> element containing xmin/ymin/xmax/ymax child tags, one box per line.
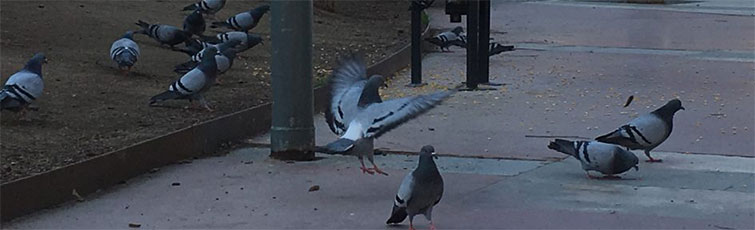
<box><xmin>0</xmin><ymin>0</ymin><xmax>410</xmax><ymax>182</ymax></box>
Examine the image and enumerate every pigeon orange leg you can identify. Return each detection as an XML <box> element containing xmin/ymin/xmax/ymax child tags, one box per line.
<box><xmin>644</xmin><ymin>151</ymin><xmax>663</xmax><ymax>163</ymax></box>
<box><xmin>430</xmin><ymin>221</ymin><xmax>437</xmax><ymax>230</ymax></box>
<box><xmin>409</xmin><ymin>218</ymin><xmax>416</xmax><ymax>230</ymax></box>
<box><xmin>359</xmin><ymin>158</ymin><xmax>375</xmax><ymax>175</ymax></box>
<box><xmin>367</xmin><ymin>157</ymin><xmax>388</xmax><ymax>176</ymax></box>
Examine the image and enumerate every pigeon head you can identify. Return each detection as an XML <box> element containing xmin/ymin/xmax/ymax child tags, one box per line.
<box><xmin>357</xmin><ymin>75</ymin><xmax>385</xmax><ymax>107</ymax></box>
<box><xmin>613</xmin><ymin>149</ymin><xmax>640</xmax><ymax>173</ymax></box>
<box><xmin>122</xmin><ymin>30</ymin><xmax>135</xmax><ymax>40</ymax></box>
<box><xmin>251</xmin><ymin>5</ymin><xmax>271</xmax><ymax>20</ymax></box>
<box><xmin>24</xmin><ymin>52</ymin><xmax>47</xmax><ymax>76</ymax></box>
<box><xmin>652</xmin><ymin>98</ymin><xmax>684</xmax><ymax>121</ymax></box>
<box><xmin>420</xmin><ymin>145</ymin><xmax>437</xmax><ymax>159</ymax></box>
<box><xmin>451</xmin><ymin>26</ymin><xmax>464</xmax><ymax>35</ymax></box>
<box><xmin>245</xmin><ymin>34</ymin><xmax>264</xmax><ymax>47</ymax></box>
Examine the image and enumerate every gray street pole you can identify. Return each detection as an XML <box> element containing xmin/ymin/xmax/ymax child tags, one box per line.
<box><xmin>270</xmin><ymin>0</ymin><xmax>315</xmax><ymax>161</ymax></box>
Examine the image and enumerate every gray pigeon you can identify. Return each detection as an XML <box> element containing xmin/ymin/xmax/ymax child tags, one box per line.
<box><xmin>109</xmin><ymin>31</ymin><xmax>140</xmax><ymax>73</ymax></box>
<box><xmin>596</xmin><ymin>99</ymin><xmax>685</xmax><ymax>162</ymax></box>
<box><xmin>321</xmin><ymin>55</ymin><xmax>453</xmax><ymax>175</ymax></box>
<box><xmin>183</xmin><ymin>9</ymin><xmax>206</xmax><ymax>36</ymax></box>
<box><xmin>1</xmin><ymin>53</ymin><xmax>47</xmax><ymax>113</ymax></box>
<box><xmin>425</xmin><ymin>26</ymin><xmax>465</xmax><ymax>52</ymax></box>
<box><xmin>174</xmin><ymin>40</ymin><xmax>241</xmax><ymax>76</ymax></box>
<box><xmin>386</xmin><ymin>145</ymin><xmax>444</xmax><ymax>230</ymax></box>
<box><xmin>211</xmin><ymin>5</ymin><xmax>270</xmax><ymax>32</ymax></box>
<box><xmin>135</xmin><ymin>20</ymin><xmax>191</xmax><ymax>48</ymax></box>
<box><xmin>215</xmin><ymin>31</ymin><xmax>263</xmax><ymax>53</ymax></box>
<box><xmin>182</xmin><ymin>0</ymin><xmax>226</xmax><ymax>16</ymax></box>
<box><xmin>548</xmin><ymin>139</ymin><xmax>639</xmax><ymax>179</ymax></box>
<box><xmin>149</xmin><ymin>46</ymin><xmax>218</xmax><ymax>111</ymax></box>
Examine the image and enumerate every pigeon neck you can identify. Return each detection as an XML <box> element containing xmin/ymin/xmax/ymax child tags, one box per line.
<box><xmin>415</xmin><ymin>154</ymin><xmax>439</xmax><ymax>178</ymax></box>
<box><xmin>651</xmin><ymin>105</ymin><xmax>680</xmax><ymax>127</ymax></box>
<box><xmin>358</xmin><ymin>77</ymin><xmax>383</xmax><ymax>107</ymax></box>
<box><xmin>24</xmin><ymin>56</ymin><xmax>45</xmax><ymax>76</ymax></box>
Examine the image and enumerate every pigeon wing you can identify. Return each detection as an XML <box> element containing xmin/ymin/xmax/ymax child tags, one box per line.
<box><xmin>356</xmin><ymin>90</ymin><xmax>452</xmax><ymax>139</ymax></box>
<box><xmin>325</xmin><ymin>55</ymin><xmax>368</xmax><ymax>135</ymax></box>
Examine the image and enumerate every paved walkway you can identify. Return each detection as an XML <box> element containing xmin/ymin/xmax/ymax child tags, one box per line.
<box><xmin>5</xmin><ymin>0</ymin><xmax>754</xmax><ymax>229</ymax></box>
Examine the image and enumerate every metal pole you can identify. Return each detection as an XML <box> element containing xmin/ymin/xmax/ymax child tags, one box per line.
<box><xmin>466</xmin><ymin>0</ymin><xmax>480</xmax><ymax>89</ymax></box>
<box><xmin>270</xmin><ymin>0</ymin><xmax>315</xmax><ymax>161</ymax></box>
<box><xmin>478</xmin><ymin>0</ymin><xmax>490</xmax><ymax>84</ymax></box>
<box><xmin>408</xmin><ymin>1</ymin><xmax>425</xmax><ymax>87</ymax></box>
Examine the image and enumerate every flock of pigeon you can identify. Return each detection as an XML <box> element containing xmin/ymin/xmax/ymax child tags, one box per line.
<box><xmin>424</xmin><ymin>26</ymin><xmax>514</xmax><ymax>55</ymax></box>
<box><xmin>0</xmin><ymin>1</ymin><xmax>686</xmax><ymax>229</ymax></box>
<box><xmin>1</xmin><ymin>0</ymin><xmax>268</xmax><ymax>114</ymax></box>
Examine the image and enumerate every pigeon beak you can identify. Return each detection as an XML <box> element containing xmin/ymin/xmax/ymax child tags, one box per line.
<box><xmin>680</xmin><ymin>106</ymin><xmax>685</xmax><ymax>110</ymax></box>
<box><xmin>432</xmin><ymin>152</ymin><xmax>438</xmax><ymax>159</ymax></box>
<box><xmin>634</xmin><ymin>165</ymin><xmax>639</xmax><ymax>171</ymax></box>
<box><xmin>44</xmin><ymin>58</ymin><xmax>49</xmax><ymax>64</ymax></box>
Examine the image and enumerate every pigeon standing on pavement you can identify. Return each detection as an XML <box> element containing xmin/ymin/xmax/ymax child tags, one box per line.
<box><xmin>149</xmin><ymin>47</ymin><xmax>218</xmax><ymax>111</ymax></box>
<box><xmin>183</xmin><ymin>9</ymin><xmax>206</xmax><ymax>36</ymax></box>
<box><xmin>174</xmin><ymin>40</ymin><xmax>241</xmax><ymax>75</ymax></box>
<box><xmin>321</xmin><ymin>55</ymin><xmax>453</xmax><ymax>175</ymax></box>
<box><xmin>595</xmin><ymin>99</ymin><xmax>685</xmax><ymax>162</ymax></box>
<box><xmin>1</xmin><ymin>53</ymin><xmax>47</xmax><ymax>114</ymax></box>
<box><xmin>109</xmin><ymin>31</ymin><xmax>140</xmax><ymax>73</ymax></box>
<box><xmin>211</xmin><ymin>5</ymin><xmax>270</xmax><ymax>32</ymax></box>
<box><xmin>548</xmin><ymin>139</ymin><xmax>639</xmax><ymax>179</ymax></box>
<box><xmin>425</xmin><ymin>26</ymin><xmax>465</xmax><ymax>52</ymax></box>
<box><xmin>134</xmin><ymin>20</ymin><xmax>191</xmax><ymax>48</ymax></box>
<box><xmin>182</xmin><ymin>0</ymin><xmax>226</xmax><ymax>16</ymax></box>
<box><xmin>386</xmin><ymin>145</ymin><xmax>444</xmax><ymax>230</ymax></box>
<box><xmin>215</xmin><ymin>31</ymin><xmax>263</xmax><ymax>53</ymax></box>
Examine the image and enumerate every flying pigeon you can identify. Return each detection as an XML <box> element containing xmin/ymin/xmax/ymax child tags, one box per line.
<box><xmin>1</xmin><ymin>53</ymin><xmax>47</xmax><ymax>114</ymax></box>
<box><xmin>595</xmin><ymin>99</ymin><xmax>685</xmax><ymax>162</ymax></box>
<box><xmin>149</xmin><ymin>47</ymin><xmax>218</xmax><ymax>111</ymax></box>
<box><xmin>183</xmin><ymin>9</ymin><xmax>206</xmax><ymax>36</ymax></box>
<box><xmin>488</xmin><ymin>42</ymin><xmax>514</xmax><ymax>57</ymax></box>
<box><xmin>215</xmin><ymin>31</ymin><xmax>263</xmax><ymax>53</ymax></box>
<box><xmin>182</xmin><ymin>0</ymin><xmax>226</xmax><ymax>16</ymax></box>
<box><xmin>109</xmin><ymin>31</ymin><xmax>140</xmax><ymax>74</ymax></box>
<box><xmin>211</xmin><ymin>5</ymin><xmax>270</xmax><ymax>32</ymax></box>
<box><xmin>425</xmin><ymin>26</ymin><xmax>465</xmax><ymax>52</ymax></box>
<box><xmin>321</xmin><ymin>55</ymin><xmax>453</xmax><ymax>175</ymax></box>
<box><xmin>135</xmin><ymin>20</ymin><xmax>191</xmax><ymax>48</ymax></box>
<box><xmin>386</xmin><ymin>145</ymin><xmax>444</xmax><ymax>230</ymax></box>
<box><xmin>174</xmin><ymin>40</ymin><xmax>241</xmax><ymax>76</ymax></box>
<box><xmin>548</xmin><ymin>139</ymin><xmax>639</xmax><ymax>179</ymax></box>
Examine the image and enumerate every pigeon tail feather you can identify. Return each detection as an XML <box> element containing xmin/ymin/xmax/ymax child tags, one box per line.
<box><xmin>386</xmin><ymin>204</ymin><xmax>408</xmax><ymax>224</ymax></box>
<box><xmin>547</xmin><ymin>139</ymin><xmax>578</xmax><ymax>157</ymax></box>
<box><xmin>149</xmin><ymin>90</ymin><xmax>183</xmax><ymax>104</ymax></box>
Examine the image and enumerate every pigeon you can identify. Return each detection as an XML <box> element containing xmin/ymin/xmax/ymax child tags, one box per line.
<box><xmin>174</xmin><ymin>40</ymin><xmax>241</xmax><ymax>75</ymax></box>
<box><xmin>386</xmin><ymin>145</ymin><xmax>444</xmax><ymax>230</ymax></box>
<box><xmin>488</xmin><ymin>42</ymin><xmax>514</xmax><ymax>57</ymax></box>
<box><xmin>211</xmin><ymin>5</ymin><xmax>270</xmax><ymax>32</ymax></box>
<box><xmin>135</xmin><ymin>20</ymin><xmax>191</xmax><ymax>48</ymax></box>
<box><xmin>183</xmin><ymin>9</ymin><xmax>206</xmax><ymax>36</ymax></box>
<box><xmin>1</xmin><ymin>53</ymin><xmax>47</xmax><ymax>114</ymax></box>
<box><xmin>149</xmin><ymin>46</ymin><xmax>218</xmax><ymax>111</ymax></box>
<box><xmin>424</xmin><ymin>26</ymin><xmax>465</xmax><ymax>52</ymax></box>
<box><xmin>548</xmin><ymin>139</ymin><xmax>639</xmax><ymax>179</ymax></box>
<box><xmin>595</xmin><ymin>99</ymin><xmax>685</xmax><ymax>162</ymax></box>
<box><xmin>109</xmin><ymin>31</ymin><xmax>140</xmax><ymax>73</ymax></box>
<box><xmin>321</xmin><ymin>55</ymin><xmax>453</xmax><ymax>175</ymax></box>
<box><xmin>182</xmin><ymin>0</ymin><xmax>226</xmax><ymax>16</ymax></box>
<box><xmin>215</xmin><ymin>31</ymin><xmax>263</xmax><ymax>53</ymax></box>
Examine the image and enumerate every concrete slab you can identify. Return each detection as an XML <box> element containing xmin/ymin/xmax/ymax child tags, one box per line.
<box><xmin>5</xmin><ymin>148</ymin><xmax>753</xmax><ymax>229</ymax></box>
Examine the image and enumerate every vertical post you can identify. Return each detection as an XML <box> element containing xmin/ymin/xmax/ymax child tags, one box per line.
<box><xmin>409</xmin><ymin>1</ymin><xmax>424</xmax><ymax>87</ymax></box>
<box><xmin>466</xmin><ymin>0</ymin><xmax>480</xmax><ymax>89</ymax></box>
<box><xmin>478</xmin><ymin>0</ymin><xmax>490</xmax><ymax>84</ymax></box>
<box><xmin>270</xmin><ymin>0</ymin><xmax>315</xmax><ymax>161</ymax></box>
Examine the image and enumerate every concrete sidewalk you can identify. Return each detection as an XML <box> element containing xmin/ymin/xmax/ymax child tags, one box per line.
<box><xmin>4</xmin><ymin>147</ymin><xmax>754</xmax><ymax>229</ymax></box>
<box><xmin>4</xmin><ymin>0</ymin><xmax>755</xmax><ymax>229</ymax></box>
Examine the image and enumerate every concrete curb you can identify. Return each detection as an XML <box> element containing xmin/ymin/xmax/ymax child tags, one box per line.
<box><xmin>0</xmin><ymin>22</ymin><xmax>431</xmax><ymax>222</ymax></box>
